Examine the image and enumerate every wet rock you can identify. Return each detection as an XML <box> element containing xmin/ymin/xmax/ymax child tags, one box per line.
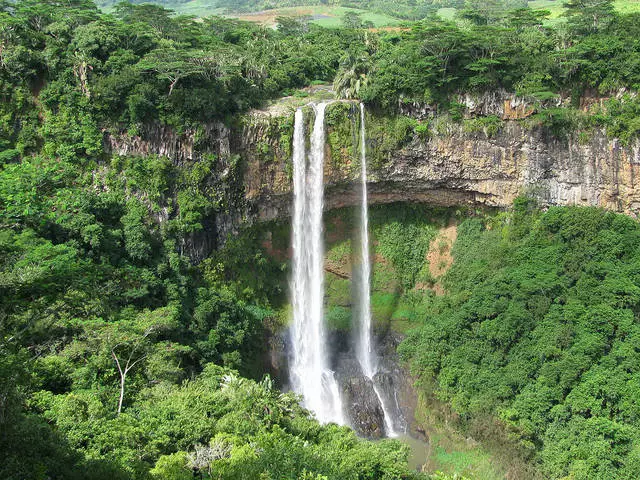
<box><xmin>335</xmin><ymin>356</ymin><xmax>386</xmax><ymax>439</ymax></box>
<box><xmin>373</xmin><ymin>368</ymin><xmax>408</xmax><ymax>436</ymax></box>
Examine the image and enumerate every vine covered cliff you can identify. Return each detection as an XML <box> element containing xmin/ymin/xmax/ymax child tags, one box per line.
<box><xmin>104</xmin><ymin>91</ymin><xmax>640</xmax><ymax>256</ymax></box>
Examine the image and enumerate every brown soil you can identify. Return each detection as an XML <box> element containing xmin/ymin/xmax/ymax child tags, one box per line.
<box><xmin>235</xmin><ymin>8</ymin><xmax>320</xmax><ymax>26</ymax></box>
<box><xmin>424</xmin><ymin>221</ymin><xmax>458</xmax><ymax>295</ymax></box>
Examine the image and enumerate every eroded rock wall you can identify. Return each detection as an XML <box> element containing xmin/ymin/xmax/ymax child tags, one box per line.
<box><xmin>103</xmin><ymin>98</ymin><xmax>640</xmax><ymax>255</ymax></box>
<box><xmin>244</xmin><ymin>117</ymin><xmax>640</xmax><ymax>223</ymax></box>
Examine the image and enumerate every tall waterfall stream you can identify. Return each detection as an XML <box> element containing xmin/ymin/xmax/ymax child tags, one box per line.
<box><xmin>356</xmin><ymin>103</ymin><xmax>400</xmax><ymax>437</ymax></box>
<box><xmin>289</xmin><ymin>101</ymin><xmax>406</xmax><ymax>437</ymax></box>
<box><xmin>289</xmin><ymin>103</ymin><xmax>345</xmax><ymax>425</ymax></box>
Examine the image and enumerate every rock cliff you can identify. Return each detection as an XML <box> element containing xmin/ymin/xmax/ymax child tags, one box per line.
<box><xmin>241</xmin><ymin>101</ymin><xmax>640</xmax><ymax>225</ymax></box>
<box><xmin>103</xmin><ymin>93</ymin><xmax>640</xmax><ymax>256</ymax></box>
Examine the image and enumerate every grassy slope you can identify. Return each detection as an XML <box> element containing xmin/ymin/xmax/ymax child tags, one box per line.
<box><xmin>98</xmin><ymin>0</ymin><xmax>640</xmax><ymax>23</ymax></box>
<box><xmin>236</xmin><ymin>5</ymin><xmax>401</xmax><ymax>27</ymax></box>
<box><xmin>529</xmin><ymin>0</ymin><xmax>640</xmax><ymax>17</ymax></box>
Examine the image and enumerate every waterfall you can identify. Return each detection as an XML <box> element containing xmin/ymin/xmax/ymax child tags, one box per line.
<box><xmin>356</xmin><ymin>103</ymin><xmax>398</xmax><ymax>437</ymax></box>
<box><xmin>290</xmin><ymin>103</ymin><xmax>345</xmax><ymax>425</ymax></box>
<box><xmin>356</xmin><ymin>102</ymin><xmax>375</xmax><ymax>379</ymax></box>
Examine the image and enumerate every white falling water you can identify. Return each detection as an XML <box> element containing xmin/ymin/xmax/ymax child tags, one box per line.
<box><xmin>356</xmin><ymin>102</ymin><xmax>398</xmax><ymax>437</ymax></box>
<box><xmin>290</xmin><ymin>103</ymin><xmax>345</xmax><ymax>425</ymax></box>
<box><xmin>356</xmin><ymin>102</ymin><xmax>376</xmax><ymax>380</ymax></box>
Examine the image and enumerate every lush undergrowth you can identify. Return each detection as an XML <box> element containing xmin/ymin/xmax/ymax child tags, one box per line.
<box><xmin>322</xmin><ymin>202</ymin><xmax>640</xmax><ymax>479</ymax></box>
<box><xmin>3</xmin><ymin>1</ymin><xmax>640</xmax><ymax>479</ymax></box>
<box><xmin>399</xmin><ymin>200</ymin><xmax>640</xmax><ymax>479</ymax></box>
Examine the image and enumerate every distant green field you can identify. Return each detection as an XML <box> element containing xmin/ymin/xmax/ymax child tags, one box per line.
<box><xmin>525</xmin><ymin>0</ymin><xmax>640</xmax><ymax>21</ymax></box>
<box><xmin>436</xmin><ymin>7</ymin><xmax>457</xmax><ymax>20</ymax></box>
<box><xmin>107</xmin><ymin>2</ymin><xmax>402</xmax><ymax>27</ymax></box>
<box><xmin>527</xmin><ymin>0</ymin><xmax>565</xmax><ymax>19</ymax></box>
<box><xmin>458</xmin><ymin>0</ymin><xmax>640</xmax><ymax>22</ymax></box>
<box><xmin>169</xmin><ymin>0</ymin><xmax>224</xmax><ymax>17</ymax></box>
<box><xmin>99</xmin><ymin>0</ymin><xmax>640</xmax><ymax>23</ymax></box>
<box><xmin>98</xmin><ymin>0</ymin><xmax>224</xmax><ymax>16</ymax></box>
<box><xmin>614</xmin><ymin>0</ymin><xmax>640</xmax><ymax>13</ymax></box>
<box><xmin>231</xmin><ymin>5</ymin><xmax>402</xmax><ymax>27</ymax></box>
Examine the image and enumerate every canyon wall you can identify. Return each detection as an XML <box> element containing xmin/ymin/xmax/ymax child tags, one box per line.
<box><xmin>104</xmin><ymin>93</ymin><xmax>640</xmax><ymax>257</ymax></box>
<box><xmin>241</xmin><ymin>107</ymin><xmax>640</xmax><ymax>233</ymax></box>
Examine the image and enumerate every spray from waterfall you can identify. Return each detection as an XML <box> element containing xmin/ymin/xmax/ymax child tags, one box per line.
<box><xmin>356</xmin><ymin>102</ymin><xmax>399</xmax><ymax>437</ymax></box>
<box><xmin>290</xmin><ymin>103</ymin><xmax>345</xmax><ymax>425</ymax></box>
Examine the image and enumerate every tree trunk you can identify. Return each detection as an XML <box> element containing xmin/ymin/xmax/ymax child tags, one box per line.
<box><xmin>168</xmin><ymin>78</ymin><xmax>179</xmax><ymax>96</ymax></box>
<box><xmin>117</xmin><ymin>372</ymin><xmax>126</xmax><ymax>414</ymax></box>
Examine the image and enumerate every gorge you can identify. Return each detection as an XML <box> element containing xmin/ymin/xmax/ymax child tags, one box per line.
<box><xmin>104</xmin><ymin>90</ymin><xmax>640</xmax><ymax>257</ymax></box>
<box><xmin>6</xmin><ymin>2</ymin><xmax>640</xmax><ymax>478</ymax></box>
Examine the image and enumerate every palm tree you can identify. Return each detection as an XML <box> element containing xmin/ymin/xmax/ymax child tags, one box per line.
<box><xmin>333</xmin><ymin>49</ymin><xmax>371</xmax><ymax>99</ymax></box>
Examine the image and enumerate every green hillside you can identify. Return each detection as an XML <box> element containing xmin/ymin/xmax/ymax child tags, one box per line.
<box><xmin>96</xmin><ymin>0</ymin><xmax>640</xmax><ymax>24</ymax></box>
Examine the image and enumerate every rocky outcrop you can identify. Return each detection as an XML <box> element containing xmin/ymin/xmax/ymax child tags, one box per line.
<box><xmin>244</xmin><ymin>115</ymin><xmax>640</xmax><ymax>225</ymax></box>
<box><xmin>399</xmin><ymin>89</ymin><xmax>563</xmax><ymax>120</ymax></box>
<box><xmin>103</xmin><ymin>93</ymin><xmax>640</xmax><ymax>255</ymax></box>
<box><xmin>103</xmin><ymin>121</ymin><xmax>244</xmax><ymax>261</ymax></box>
<box><xmin>104</xmin><ymin>122</ymin><xmax>232</xmax><ymax>164</ymax></box>
<box><xmin>334</xmin><ymin>333</ymin><xmax>415</xmax><ymax>439</ymax></box>
<box><xmin>336</xmin><ymin>356</ymin><xmax>387</xmax><ymax>438</ymax></box>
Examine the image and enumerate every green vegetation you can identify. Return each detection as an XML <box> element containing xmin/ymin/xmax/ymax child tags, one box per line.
<box><xmin>323</xmin><ymin>205</ymin><xmax>446</xmax><ymax>333</ymax></box>
<box><xmin>357</xmin><ymin>4</ymin><xmax>640</xmax><ymax>110</ymax></box>
<box><xmin>4</xmin><ymin>0</ymin><xmax>640</xmax><ymax>478</ymax></box>
<box><xmin>399</xmin><ymin>201</ymin><xmax>640</xmax><ymax>479</ymax></box>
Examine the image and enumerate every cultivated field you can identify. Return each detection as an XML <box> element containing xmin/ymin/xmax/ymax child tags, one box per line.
<box><xmin>100</xmin><ymin>0</ymin><xmax>640</xmax><ymax>26</ymax></box>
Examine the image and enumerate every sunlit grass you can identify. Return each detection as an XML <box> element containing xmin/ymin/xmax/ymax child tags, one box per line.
<box><xmin>173</xmin><ymin>0</ymin><xmax>225</xmax><ymax>17</ymax></box>
<box><xmin>234</xmin><ymin>5</ymin><xmax>402</xmax><ymax>27</ymax></box>
<box><xmin>436</xmin><ymin>7</ymin><xmax>457</xmax><ymax>20</ymax></box>
<box><xmin>614</xmin><ymin>0</ymin><xmax>640</xmax><ymax>13</ymax></box>
<box><xmin>527</xmin><ymin>0</ymin><xmax>565</xmax><ymax>18</ymax></box>
<box><xmin>436</xmin><ymin>0</ymin><xmax>640</xmax><ymax>22</ymax></box>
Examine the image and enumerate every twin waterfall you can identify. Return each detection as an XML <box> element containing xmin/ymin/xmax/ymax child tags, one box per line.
<box><xmin>289</xmin><ymin>102</ymin><xmax>400</xmax><ymax>436</ymax></box>
<box><xmin>290</xmin><ymin>104</ymin><xmax>345</xmax><ymax>424</ymax></box>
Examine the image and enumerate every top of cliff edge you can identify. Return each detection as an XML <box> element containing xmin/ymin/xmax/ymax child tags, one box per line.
<box><xmin>249</xmin><ymin>84</ymin><xmax>336</xmax><ymax>117</ymax></box>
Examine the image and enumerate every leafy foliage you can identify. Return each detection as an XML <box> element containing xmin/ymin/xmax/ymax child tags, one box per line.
<box><xmin>399</xmin><ymin>204</ymin><xmax>640</xmax><ymax>478</ymax></box>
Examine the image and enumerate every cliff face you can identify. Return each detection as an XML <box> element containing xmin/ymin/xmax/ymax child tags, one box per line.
<box><xmin>243</xmin><ymin>112</ymin><xmax>640</xmax><ymax>224</ymax></box>
<box><xmin>103</xmin><ymin>95</ymin><xmax>640</xmax><ymax>256</ymax></box>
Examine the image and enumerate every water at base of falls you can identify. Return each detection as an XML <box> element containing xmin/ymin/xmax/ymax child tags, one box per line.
<box><xmin>289</xmin><ymin>103</ymin><xmax>345</xmax><ymax>425</ymax></box>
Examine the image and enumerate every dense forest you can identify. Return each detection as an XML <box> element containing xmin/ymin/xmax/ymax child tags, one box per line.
<box><xmin>1</xmin><ymin>0</ymin><xmax>640</xmax><ymax>478</ymax></box>
<box><xmin>397</xmin><ymin>203</ymin><xmax>640</xmax><ymax>479</ymax></box>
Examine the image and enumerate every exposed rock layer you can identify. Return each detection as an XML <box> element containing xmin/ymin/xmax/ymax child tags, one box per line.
<box><xmin>244</xmin><ymin>121</ymin><xmax>640</xmax><ymax>224</ymax></box>
<box><xmin>104</xmin><ymin>99</ymin><xmax>640</xmax><ymax>257</ymax></box>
